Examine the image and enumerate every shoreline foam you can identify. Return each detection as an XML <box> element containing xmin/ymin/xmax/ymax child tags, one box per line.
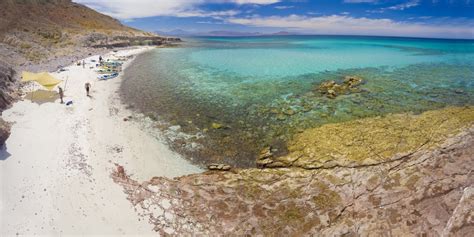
<box><xmin>0</xmin><ymin>46</ymin><xmax>201</xmax><ymax>235</ymax></box>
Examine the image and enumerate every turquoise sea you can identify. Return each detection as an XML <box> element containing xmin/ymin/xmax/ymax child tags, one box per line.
<box><xmin>121</xmin><ymin>36</ymin><xmax>474</xmax><ymax>167</ymax></box>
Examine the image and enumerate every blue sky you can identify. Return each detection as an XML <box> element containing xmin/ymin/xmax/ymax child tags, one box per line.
<box><xmin>74</xmin><ymin>0</ymin><xmax>474</xmax><ymax>39</ymax></box>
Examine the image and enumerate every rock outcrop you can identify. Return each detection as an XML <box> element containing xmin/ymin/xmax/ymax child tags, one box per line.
<box><xmin>112</xmin><ymin>107</ymin><xmax>474</xmax><ymax>235</ymax></box>
<box><xmin>207</xmin><ymin>163</ymin><xmax>231</xmax><ymax>171</ymax></box>
<box><xmin>0</xmin><ymin>117</ymin><xmax>11</xmax><ymax>147</ymax></box>
<box><xmin>0</xmin><ymin>60</ymin><xmax>16</xmax><ymax>146</ymax></box>
<box><xmin>112</xmin><ymin>127</ymin><xmax>473</xmax><ymax>236</ymax></box>
<box><xmin>85</xmin><ymin>35</ymin><xmax>181</xmax><ymax>48</ymax></box>
<box><xmin>267</xmin><ymin>106</ymin><xmax>474</xmax><ymax>169</ymax></box>
<box><xmin>0</xmin><ymin>61</ymin><xmax>17</xmax><ymax>111</ymax></box>
<box><xmin>316</xmin><ymin>76</ymin><xmax>365</xmax><ymax>99</ymax></box>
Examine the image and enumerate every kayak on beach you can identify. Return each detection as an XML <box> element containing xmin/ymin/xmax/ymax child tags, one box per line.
<box><xmin>98</xmin><ymin>72</ymin><xmax>119</xmax><ymax>80</ymax></box>
<box><xmin>95</xmin><ymin>68</ymin><xmax>119</xmax><ymax>74</ymax></box>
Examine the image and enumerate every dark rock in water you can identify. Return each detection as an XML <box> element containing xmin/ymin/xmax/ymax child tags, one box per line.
<box><xmin>258</xmin><ymin>146</ymin><xmax>273</xmax><ymax>160</ymax></box>
<box><xmin>257</xmin><ymin>146</ymin><xmax>274</xmax><ymax>168</ymax></box>
<box><xmin>265</xmin><ymin>161</ymin><xmax>286</xmax><ymax>168</ymax></box>
<box><xmin>276</xmin><ymin>114</ymin><xmax>286</xmax><ymax>121</ymax></box>
<box><xmin>256</xmin><ymin>158</ymin><xmax>273</xmax><ymax>168</ymax></box>
<box><xmin>282</xmin><ymin>108</ymin><xmax>296</xmax><ymax>116</ymax></box>
<box><xmin>316</xmin><ymin>75</ymin><xmax>365</xmax><ymax>99</ymax></box>
<box><xmin>343</xmin><ymin>75</ymin><xmax>363</xmax><ymax>87</ymax></box>
<box><xmin>207</xmin><ymin>163</ymin><xmax>231</xmax><ymax>171</ymax></box>
<box><xmin>0</xmin><ymin>118</ymin><xmax>11</xmax><ymax>147</ymax></box>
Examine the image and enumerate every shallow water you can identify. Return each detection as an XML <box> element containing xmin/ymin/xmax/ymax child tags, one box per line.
<box><xmin>121</xmin><ymin>36</ymin><xmax>474</xmax><ymax>167</ymax></box>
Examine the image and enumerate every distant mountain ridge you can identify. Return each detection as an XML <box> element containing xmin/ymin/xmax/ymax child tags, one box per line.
<box><xmin>155</xmin><ymin>29</ymin><xmax>297</xmax><ymax>37</ymax></box>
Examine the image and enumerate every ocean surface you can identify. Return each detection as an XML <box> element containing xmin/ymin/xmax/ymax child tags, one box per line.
<box><xmin>121</xmin><ymin>35</ymin><xmax>474</xmax><ymax>167</ymax></box>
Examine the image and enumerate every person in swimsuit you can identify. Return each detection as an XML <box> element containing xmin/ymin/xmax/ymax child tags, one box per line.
<box><xmin>85</xmin><ymin>82</ymin><xmax>91</xmax><ymax>96</ymax></box>
<box><xmin>58</xmin><ymin>86</ymin><xmax>64</xmax><ymax>103</ymax></box>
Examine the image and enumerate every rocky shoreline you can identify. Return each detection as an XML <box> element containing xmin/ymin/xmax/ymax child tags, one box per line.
<box><xmin>112</xmin><ymin>107</ymin><xmax>474</xmax><ymax>236</ymax></box>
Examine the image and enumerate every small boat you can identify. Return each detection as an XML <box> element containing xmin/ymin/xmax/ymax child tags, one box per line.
<box><xmin>98</xmin><ymin>72</ymin><xmax>119</xmax><ymax>80</ymax></box>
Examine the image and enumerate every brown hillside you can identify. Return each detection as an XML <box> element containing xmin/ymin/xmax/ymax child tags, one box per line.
<box><xmin>0</xmin><ymin>0</ymin><xmax>163</xmax><ymax>64</ymax></box>
<box><xmin>0</xmin><ymin>0</ymin><xmax>139</xmax><ymax>35</ymax></box>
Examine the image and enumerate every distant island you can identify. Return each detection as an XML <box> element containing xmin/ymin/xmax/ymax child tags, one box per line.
<box><xmin>155</xmin><ymin>29</ymin><xmax>294</xmax><ymax>37</ymax></box>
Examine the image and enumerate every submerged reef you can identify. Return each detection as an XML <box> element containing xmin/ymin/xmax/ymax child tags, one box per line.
<box><xmin>263</xmin><ymin>106</ymin><xmax>474</xmax><ymax>168</ymax></box>
<box><xmin>112</xmin><ymin>106</ymin><xmax>474</xmax><ymax>236</ymax></box>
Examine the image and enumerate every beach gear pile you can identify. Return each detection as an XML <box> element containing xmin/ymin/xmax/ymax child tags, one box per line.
<box><xmin>96</xmin><ymin>59</ymin><xmax>123</xmax><ymax>80</ymax></box>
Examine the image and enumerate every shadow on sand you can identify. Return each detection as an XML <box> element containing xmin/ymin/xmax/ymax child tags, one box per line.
<box><xmin>0</xmin><ymin>146</ymin><xmax>11</xmax><ymax>161</ymax></box>
<box><xmin>24</xmin><ymin>90</ymin><xmax>59</xmax><ymax>105</ymax></box>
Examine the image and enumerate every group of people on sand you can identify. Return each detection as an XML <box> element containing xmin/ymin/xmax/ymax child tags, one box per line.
<box><xmin>58</xmin><ymin>57</ymin><xmax>96</xmax><ymax>104</ymax></box>
<box><xmin>58</xmin><ymin>82</ymin><xmax>92</xmax><ymax>104</ymax></box>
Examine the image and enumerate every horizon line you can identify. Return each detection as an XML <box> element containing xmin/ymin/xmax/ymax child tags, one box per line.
<box><xmin>156</xmin><ymin>32</ymin><xmax>474</xmax><ymax>41</ymax></box>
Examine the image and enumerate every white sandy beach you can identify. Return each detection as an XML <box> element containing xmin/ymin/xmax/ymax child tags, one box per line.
<box><xmin>0</xmin><ymin>47</ymin><xmax>202</xmax><ymax>235</ymax></box>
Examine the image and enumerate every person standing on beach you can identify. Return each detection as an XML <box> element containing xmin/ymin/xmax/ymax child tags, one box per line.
<box><xmin>85</xmin><ymin>82</ymin><xmax>91</xmax><ymax>97</ymax></box>
<box><xmin>82</xmin><ymin>60</ymin><xmax>85</xmax><ymax>69</ymax></box>
<box><xmin>58</xmin><ymin>86</ymin><xmax>64</xmax><ymax>104</ymax></box>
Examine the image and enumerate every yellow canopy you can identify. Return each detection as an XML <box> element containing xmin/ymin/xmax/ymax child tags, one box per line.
<box><xmin>21</xmin><ymin>71</ymin><xmax>62</xmax><ymax>90</ymax></box>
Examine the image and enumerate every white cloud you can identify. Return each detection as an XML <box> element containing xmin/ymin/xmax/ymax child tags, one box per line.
<box><xmin>274</xmin><ymin>6</ymin><xmax>294</xmax><ymax>9</ymax></box>
<box><xmin>387</xmin><ymin>0</ymin><xmax>420</xmax><ymax>10</ymax></box>
<box><xmin>233</xmin><ymin>0</ymin><xmax>279</xmax><ymax>3</ymax></box>
<box><xmin>73</xmin><ymin>0</ymin><xmax>280</xmax><ymax>19</ymax></box>
<box><xmin>344</xmin><ymin>0</ymin><xmax>378</xmax><ymax>3</ymax></box>
<box><xmin>366</xmin><ymin>0</ymin><xmax>420</xmax><ymax>13</ymax></box>
<box><xmin>176</xmin><ymin>10</ymin><xmax>240</xmax><ymax>19</ymax></box>
<box><xmin>196</xmin><ymin>20</ymin><xmax>227</xmax><ymax>24</ymax></box>
<box><xmin>227</xmin><ymin>14</ymin><xmax>474</xmax><ymax>39</ymax></box>
<box><xmin>366</xmin><ymin>9</ymin><xmax>385</xmax><ymax>13</ymax></box>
